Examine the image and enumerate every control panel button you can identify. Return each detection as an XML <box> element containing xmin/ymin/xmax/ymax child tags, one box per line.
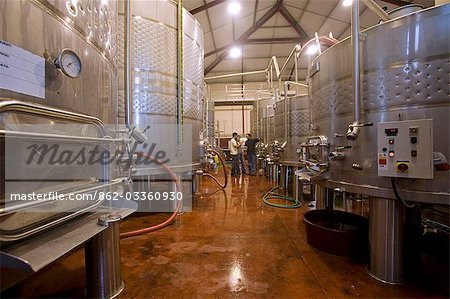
<box><xmin>385</xmin><ymin>128</ymin><xmax>398</xmax><ymax>136</ymax></box>
<box><xmin>409</xmin><ymin>127</ymin><xmax>419</xmax><ymax>134</ymax></box>
<box><xmin>389</xmin><ymin>139</ymin><xmax>395</xmax><ymax>144</ymax></box>
<box><xmin>410</xmin><ymin>136</ymin><xmax>417</xmax><ymax>144</ymax></box>
<box><xmin>389</xmin><ymin>151</ymin><xmax>395</xmax><ymax>157</ymax></box>
<box><xmin>396</xmin><ymin>162</ymin><xmax>409</xmax><ymax>173</ymax></box>
<box><xmin>411</xmin><ymin>150</ymin><xmax>417</xmax><ymax>157</ymax></box>
<box><xmin>382</xmin><ymin>147</ymin><xmax>387</xmax><ymax>152</ymax></box>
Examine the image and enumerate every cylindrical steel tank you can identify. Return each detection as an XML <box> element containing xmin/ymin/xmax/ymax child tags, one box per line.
<box><xmin>0</xmin><ymin>0</ymin><xmax>119</xmax><ymax>242</ymax></box>
<box><xmin>309</xmin><ymin>5</ymin><xmax>449</xmax><ymax>204</ymax></box>
<box><xmin>0</xmin><ymin>0</ymin><xmax>117</xmax><ymax>123</ymax></box>
<box><xmin>118</xmin><ymin>1</ymin><xmax>204</xmax><ymax>174</ymax></box>
<box><xmin>309</xmin><ymin>5</ymin><xmax>450</xmax><ymax>283</ymax></box>
<box><xmin>256</xmin><ymin>97</ymin><xmax>273</xmax><ymax>142</ymax></box>
<box><xmin>274</xmin><ymin>95</ymin><xmax>310</xmax><ymax>163</ymax></box>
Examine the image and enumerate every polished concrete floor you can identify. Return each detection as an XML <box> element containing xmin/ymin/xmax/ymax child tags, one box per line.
<box><xmin>3</xmin><ymin>169</ymin><xmax>449</xmax><ymax>298</ymax></box>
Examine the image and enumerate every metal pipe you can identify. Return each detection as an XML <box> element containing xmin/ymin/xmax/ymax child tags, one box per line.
<box><xmin>352</xmin><ymin>0</ymin><xmax>361</xmax><ymax>126</ymax></box>
<box><xmin>266</xmin><ymin>106</ymin><xmax>270</xmax><ymax>142</ymax></box>
<box><xmin>124</xmin><ymin>0</ymin><xmax>132</xmax><ymax>129</ymax></box>
<box><xmin>278</xmin><ymin>45</ymin><xmax>301</xmax><ymax>81</ymax></box>
<box><xmin>0</xmin><ymin>100</ymin><xmax>105</xmax><ymax>130</ymax></box>
<box><xmin>204</xmin><ymin>70</ymin><xmax>267</xmax><ymax>81</ymax></box>
<box><xmin>294</xmin><ymin>53</ymin><xmax>298</xmax><ymax>82</ymax></box>
<box><xmin>0</xmin><ymin>180</ymin><xmax>123</xmax><ymax>214</ymax></box>
<box><xmin>0</xmin><ymin>130</ymin><xmax>123</xmax><ymax>144</ymax></box>
<box><xmin>267</xmin><ymin>56</ymin><xmax>281</xmax><ymax>81</ymax></box>
<box><xmin>177</xmin><ymin>0</ymin><xmax>183</xmax><ymax>146</ymax></box>
<box><xmin>361</xmin><ymin>0</ymin><xmax>391</xmax><ymax>21</ymax></box>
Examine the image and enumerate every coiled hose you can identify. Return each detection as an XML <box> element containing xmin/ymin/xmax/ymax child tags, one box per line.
<box><xmin>262</xmin><ymin>186</ymin><xmax>302</xmax><ymax>209</ymax></box>
<box><xmin>120</xmin><ymin>152</ymin><xmax>182</xmax><ymax>239</ymax></box>
<box><xmin>202</xmin><ymin>148</ymin><xmax>228</xmax><ymax>189</ymax></box>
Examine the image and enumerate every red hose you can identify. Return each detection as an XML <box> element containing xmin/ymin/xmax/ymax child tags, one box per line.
<box><xmin>203</xmin><ymin>148</ymin><xmax>228</xmax><ymax>189</ymax></box>
<box><xmin>120</xmin><ymin>152</ymin><xmax>182</xmax><ymax>239</ymax></box>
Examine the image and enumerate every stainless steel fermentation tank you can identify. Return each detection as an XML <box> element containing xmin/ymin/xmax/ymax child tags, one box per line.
<box><xmin>0</xmin><ymin>0</ymin><xmax>128</xmax><ymax>296</ymax></box>
<box><xmin>274</xmin><ymin>95</ymin><xmax>310</xmax><ymax>193</ymax></box>
<box><xmin>252</xmin><ymin>96</ymin><xmax>274</xmax><ymax>173</ymax></box>
<box><xmin>118</xmin><ymin>0</ymin><xmax>204</xmax><ymax>176</ymax></box>
<box><xmin>309</xmin><ymin>5</ymin><xmax>450</xmax><ymax>283</ymax></box>
<box><xmin>0</xmin><ymin>0</ymin><xmax>119</xmax><ymax>239</ymax></box>
<box><xmin>0</xmin><ymin>0</ymin><xmax>117</xmax><ymax>123</ymax></box>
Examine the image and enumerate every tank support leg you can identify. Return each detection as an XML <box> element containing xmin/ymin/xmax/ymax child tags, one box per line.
<box><xmin>279</xmin><ymin>165</ymin><xmax>289</xmax><ymax>194</ymax></box>
<box><xmin>368</xmin><ymin>197</ymin><xmax>405</xmax><ymax>284</ymax></box>
<box><xmin>315</xmin><ymin>186</ymin><xmax>334</xmax><ymax>210</ymax></box>
<box><xmin>85</xmin><ymin>214</ymin><xmax>124</xmax><ymax>299</ymax></box>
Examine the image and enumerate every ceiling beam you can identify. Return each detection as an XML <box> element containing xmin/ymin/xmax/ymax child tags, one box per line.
<box><xmin>253</xmin><ymin>0</ymin><xmax>259</xmax><ymax>26</ymax></box>
<box><xmin>204</xmin><ymin>0</ymin><xmax>284</xmax><ymax>75</ymax></box>
<box><xmin>379</xmin><ymin>0</ymin><xmax>410</xmax><ymax>6</ymax></box>
<box><xmin>245</xmin><ymin>37</ymin><xmax>302</xmax><ymax>44</ymax></box>
<box><xmin>189</xmin><ymin>0</ymin><xmax>227</xmax><ymax>15</ymax></box>
<box><xmin>279</xmin><ymin>5</ymin><xmax>309</xmax><ymax>43</ymax></box>
<box><xmin>205</xmin><ymin>37</ymin><xmax>302</xmax><ymax>58</ymax></box>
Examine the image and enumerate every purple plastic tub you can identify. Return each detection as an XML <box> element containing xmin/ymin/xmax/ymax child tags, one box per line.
<box><xmin>303</xmin><ymin>210</ymin><xmax>369</xmax><ymax>258</ymax></box>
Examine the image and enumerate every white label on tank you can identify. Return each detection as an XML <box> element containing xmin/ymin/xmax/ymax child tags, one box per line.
<box><xmin>0</xmin><ymin>39</ymin><xmax>45</xmax><ymax>99</ymax></box>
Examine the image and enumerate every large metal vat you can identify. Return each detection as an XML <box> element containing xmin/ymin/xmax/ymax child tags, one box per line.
<box><xmin>274</xmin><ymin>95</ymin><xmax>310</xmax><ymax>163</ymax></box>
<box><xmin>256</xmin><ymin>97</ymin><xmax>275</xmax><ymax>143</ymax></box>
<box><xmin>0</xmin><ymin>1</ymin><xmax>127</xmax><ymax>295</ymax></box>
<box><xmin>0</xmin><ymin>0</ymin><xmax>119</xmax><ymax>241</ymax></box>
<box><xmin>0</xmin><ymin>0</ymin><xmax>118</xmax><ymax>124</ymax></box>
<box><xmin>309</xmin><ymin>5</ymin><xmax>450</xmax><ymax>283</ymax></box>
<box><xmin>310</xmin><ymin>5</ymin><xmax>449</xmax><ymax>204</ymax></box>
<box><xmin>118</xmin><ymin>0</ymin><xmax>204</xmax><ymax>174</ymax></box>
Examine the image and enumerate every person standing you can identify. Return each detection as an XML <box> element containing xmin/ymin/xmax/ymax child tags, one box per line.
<box><xmin>229</xmin><ymin>132</ymin><xmax>241</xmax><ymax>176</ymax></box>
<box><xmin>237</xmin><ymin>135</ymin><xmax>247</xmax><ymax>175</ymax></box>
<box><xmin>245</xmin><ymin>133</ymin><xmax>260</xmax><ymax>175</ymax></box>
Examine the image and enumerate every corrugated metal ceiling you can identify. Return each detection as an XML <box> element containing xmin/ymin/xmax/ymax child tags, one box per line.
<box><xmin>183</xmin><ymin>0</ymin><xmax>433</xmax><ymax>83</ymax></box>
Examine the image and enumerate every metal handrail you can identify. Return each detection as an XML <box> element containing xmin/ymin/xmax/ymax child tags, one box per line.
<box><xmin>0</xmin><ymin>99</ymin><xmax>106</xmax><ymax>133</ymax></box>
<box><xmin>0</xmin><ymin>99</ymin><xmax>116</xmax><ymax>192</ymax></box>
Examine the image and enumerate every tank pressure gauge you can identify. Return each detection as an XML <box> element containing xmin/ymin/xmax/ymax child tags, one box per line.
<box><xmin>54</xmin><ymin>49</ymin><xmax>82</xmax><ymax>78</ymax></box>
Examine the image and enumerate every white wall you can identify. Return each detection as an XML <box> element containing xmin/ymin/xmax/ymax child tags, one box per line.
<box><xmin>214</xmin><ymin>105</ymin><xmax>253</xmax><ymax>137</ymax></box>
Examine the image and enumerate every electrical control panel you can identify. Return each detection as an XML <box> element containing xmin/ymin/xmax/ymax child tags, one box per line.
<box><xmin>377</xmin><ymin>119</ymin><xmax>433</xmax><ymax>179</ymax></box>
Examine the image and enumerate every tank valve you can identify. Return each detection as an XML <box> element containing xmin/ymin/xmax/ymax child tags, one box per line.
<box><xmin>129</xmin><ymin>125</ymin><xmax>150</xmax><ymax>144</ymax></box>
<box><xmin>351</xmin><ymin>163</ymin><xmax>363</xmax><ymax>170</ymax></box>
<box><xmin>328</xmin><ymin>152</ymin><xmax>345</xmax><ymax>161</ymax></box>
<box><xmin>335</xmin><ymin>145</ymin><xmax>352</xmax><ymax>151</ymax></box>
<box><xmin>346</xmin><ymin>122</ymin><xmax>373</xmax><ymax>141</ymax></box>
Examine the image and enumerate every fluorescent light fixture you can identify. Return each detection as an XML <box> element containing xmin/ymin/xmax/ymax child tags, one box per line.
<box><xmin>229</xmin><ymin>46</ymin><xmax>241</xmax><ymax>58</ymax></box>
<box><xmin>228</xmin><ymin>2</ymin><xmax>241</xmax><ymax>15</ymax></box>
<box><xmin>306</xmin><ymin>44</ymin><xmax>319</xmax><ymax>55</ymax></box>
<box><xmin>343</xmin><ymin>0</ymin><xmax>353</xmax><ymax>7</ymax></box>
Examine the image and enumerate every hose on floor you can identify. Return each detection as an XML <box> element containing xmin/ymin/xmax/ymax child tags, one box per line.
<box><xmin>202</xmin><ymin>148</ymin><xmax>228</xmax><ymax>189</ymax></box>
<box><xmin>120</xmin><ymin>152</ymin><xmax>182</xmax><ymax>239</ymax></box>
<box><xmin>262</xmin><ymin>186</ymin><xmax>302</xmax><ymax>209</ymax></box>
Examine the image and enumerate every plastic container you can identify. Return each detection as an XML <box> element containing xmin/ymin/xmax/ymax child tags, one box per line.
<box><xmin>303</xmin><ymin>210</ymin><xmax>369</xmax><ymax>259</ymax></box>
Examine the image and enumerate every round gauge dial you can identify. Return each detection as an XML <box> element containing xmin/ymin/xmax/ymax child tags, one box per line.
<box><xmin>55</xmin><ymin>49</ymin><xmax>82</xmax><ymax>78</ymax></box>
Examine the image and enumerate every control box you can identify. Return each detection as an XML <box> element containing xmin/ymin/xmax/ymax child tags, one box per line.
<box><xmin>377</xmin><ymin>119</ymin><xmax>433</xmax><ymax>179</ymax></box>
